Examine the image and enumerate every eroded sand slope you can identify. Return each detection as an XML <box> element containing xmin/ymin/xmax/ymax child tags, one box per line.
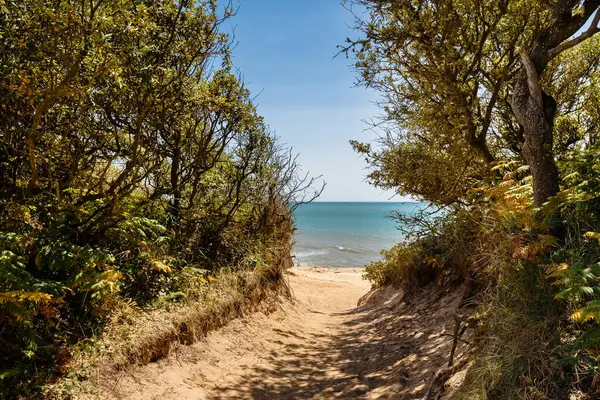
<box><xmin>98</xmin><ymin>267</ymin><xmax>468</xmax><ymax>399</ymax></box>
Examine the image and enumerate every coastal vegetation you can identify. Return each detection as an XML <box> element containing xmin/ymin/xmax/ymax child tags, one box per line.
<box><xmin>0</xmin><ymin>1</ymin><xmax>320</xmax><ymax>397</ymax></box>
<box><xmin>346</xmin><ymin>0</ymin><xmax>600</xmax><ymax>397</ymax></box>
<box><xmin>4</xmin><ymin>0</ymin><xmax>600</xmax><ymax>398</ymax></box>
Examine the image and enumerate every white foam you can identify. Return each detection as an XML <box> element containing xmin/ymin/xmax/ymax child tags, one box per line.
<box><xmin>294</xmin><ymin>249</ymin><xmax>328</xmax><ymax>258</ymax></box>
<box><xmin>336</xmin><ymin>246</ymin><xmax>363</xmax><ymax>254</ymax></box>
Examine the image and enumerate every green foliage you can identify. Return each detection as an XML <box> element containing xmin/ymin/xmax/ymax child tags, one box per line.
<box><xmin>456</xmin><ymin>263</ymin><xmax>567</xmax><ymax>400</ymax></box>
<box><xmin>362</xmin><ymin>159</ymin><xmax>600</xmax><ymax>397</ymax></box>
<box><xmin>365</xmin><ymin>209</ymin><xmax>476</xmax><ymax>288</ymax></box>
<box><xmin>365</xmin><ymin>244</ymin><xmax>421</xmax><ymax>288</ymax></box>
<box><xmin>347</xmin><ymin>0</ymin><xmax>600</xmax><ymax>397</ymax></box>
<box><xmin>345</xmin><ymin>1</ymin><xmax>600</xmax><ymax>207</ymax></box>
<box><xmin>552</xmin><ymin>262</ymin><xmax>600</xmax><ymax>307</ymax></box>
<box><xmin>0</xmin><ymin>1</ymin><xmax>321</xmax><ymax>397</ymax></box>
<box><xmin>344</xmin><ymin>0</ymin><xmax>548</xmax><ymax>204</ymax></box>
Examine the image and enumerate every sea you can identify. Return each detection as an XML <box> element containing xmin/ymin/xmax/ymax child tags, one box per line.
<box><xmin>292</xmin><ymin>202</ymin><xmax>424</xmax><ymax>268</ymax></box>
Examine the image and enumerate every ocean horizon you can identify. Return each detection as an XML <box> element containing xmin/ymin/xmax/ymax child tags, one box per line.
<box><xmin>292</xmin><ymin>201</ymin><xmax>424</xmax><ymax>268</ymax></box>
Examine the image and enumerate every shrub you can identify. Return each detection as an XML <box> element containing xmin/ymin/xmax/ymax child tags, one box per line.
<box><xmin>0</xmin><ymin>1</ymin><xmax>321</xmax><ymax>397</ymax></box>
<box><xmin>365</xmin><ymin>208</ymin><xmax>480</xmax><ymax>290</ymax></box>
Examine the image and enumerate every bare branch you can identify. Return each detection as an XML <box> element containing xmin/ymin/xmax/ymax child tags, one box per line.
<box><xmin>549</xmin><ymin>9</ymin><xmax>600</xmax><ymax>59</ymax></box>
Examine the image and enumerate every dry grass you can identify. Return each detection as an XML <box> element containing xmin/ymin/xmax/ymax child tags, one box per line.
<box><xmin>42</xmin><ymin>267</ymin><xmax>290</xmax><ymax>399</ymax></box>
<box><xmin>451</xmin><ymin>263</ymin><xmax>567</xmax><ymax>400</ymax></box>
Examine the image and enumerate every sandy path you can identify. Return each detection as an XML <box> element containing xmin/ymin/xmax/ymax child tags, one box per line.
<box><xmin>104</xmin><ymin>267</ymin><xmax>467</xmax><ymax>399</ymax></box>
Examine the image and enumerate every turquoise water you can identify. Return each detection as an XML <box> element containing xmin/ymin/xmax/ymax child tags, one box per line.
<box><xmin>292</xmin><ymin>202</ymin><xmax>424</xmax><ymax>268</ymax></box>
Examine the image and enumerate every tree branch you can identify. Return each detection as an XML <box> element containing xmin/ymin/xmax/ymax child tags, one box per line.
<box><xmin>479</xmin><ymin>79</ymin><xmax>503</xmax><ymax>142</ymax></box>
<box><xmin>549</xmin><ymin>9</ymin><xmax>600</xmax><ymax>59</ymax></box>
<box><xmin>519</xmin><ymin>48</ymin><xmax>543</xmax><ymax>107</ymax></box>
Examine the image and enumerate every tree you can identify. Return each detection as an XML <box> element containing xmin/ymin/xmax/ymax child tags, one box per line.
<box><xmin>511</xmin><ymin>1</ymin><xmax>600</xmax><ymax>207</ymax></box>
<box><xmin>0</xmin><ymin>2</ymin><xmax>322</xmax><ymax>393</ymax></box>
<box><xmin>344</xmin><ymin>0</ymin><xmax>600</xmax><ymax>214</ymax></box>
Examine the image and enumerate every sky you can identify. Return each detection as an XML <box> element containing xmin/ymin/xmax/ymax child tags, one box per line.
<box><xmin>226</xmin><ymin>0</ymin><xmax>403</xmax><ymax>202</ymax></box>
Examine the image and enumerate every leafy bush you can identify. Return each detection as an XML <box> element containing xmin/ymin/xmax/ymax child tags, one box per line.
<box><xmin>347</xmin><ymin>0</ymin><xmax>600</xmax><ymax>397</ymax></box>
<box><xmin>364</xmin><ymin>158</ymin><xmax>600</xmax><ymax>397</ymax></box>
<box><xmin>0</xmin><ymin>1</ymin><xmax>321</xmax><ymax>397</ymax></box>
<box><xmin>365</xmin><ymin>210</ymin><xmax>477</xmax><ymax>288</ymax></box>
<box><xmin>456</xmin><ymin>262</ymin><xmax>566</xmax><ymax>400</ymax></box>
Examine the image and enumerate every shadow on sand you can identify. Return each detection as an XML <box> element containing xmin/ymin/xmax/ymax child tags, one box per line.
<box><xmin>208</xmin><ymin>288</ymin><xmax>467</xmax><ymax>399</ymax></box>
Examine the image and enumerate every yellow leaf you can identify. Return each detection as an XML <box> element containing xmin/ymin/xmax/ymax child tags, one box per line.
<box><xmin>584</xmin><ymin>232</ymin><xmax>600</xmax><ymax>243</ymax></box>
<box><xmin>149</xmin><ymin>260</ymin><xmax>172</xmax><ymax>273</ymax></box>
<box><xmin>0</xmin><ymin>291</ymin><xmax>53</xmax><ymax>304</ymax></box>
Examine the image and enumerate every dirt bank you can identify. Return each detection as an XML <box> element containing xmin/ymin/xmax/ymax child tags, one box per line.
<box><xmin>91</xmin><ymin>267</ymin><xmax>469</xmax><ymax>399</ymax></box>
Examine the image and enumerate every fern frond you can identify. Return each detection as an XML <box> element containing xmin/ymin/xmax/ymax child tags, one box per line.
<box><xmin>571</xmin><ymin>300</ymin><xmax>600</xmax><ymax>322</ymax></box>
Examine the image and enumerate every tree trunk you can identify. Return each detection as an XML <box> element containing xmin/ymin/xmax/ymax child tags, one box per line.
<box><xmin>470</xmin><ymin>135</ymin><xmax>495</xmax><ymax>165</ymax></box>
<box><xmin>519</xmin><ymin>94</ymin><xmax>560</xmax><ymax>208</ymax></box>
<box><xmin>511</xmin><ymin>48</ymin><xmax>563</xmax><ymax>238</ymax></box>
<box><xmin>510</xmin><ymin>1</ymin><xmax>600</xmax><ymax>236</ymax></box>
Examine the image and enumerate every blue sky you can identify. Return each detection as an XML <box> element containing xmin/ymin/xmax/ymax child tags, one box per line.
<box><xmin>226</xmin><ymin>0</ymin><xmax>401</xmax><ymax>202</ymax></box>
<box><xmin>224</xmin><ymin>2</ymin><xmax>598</xmax><ymax>202</ymax></box>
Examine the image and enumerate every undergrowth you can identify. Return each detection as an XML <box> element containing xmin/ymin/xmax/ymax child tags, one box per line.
<box><xmin>0</xmin><ymin>1</ymin><xmax>321</xmax><ymax>398</ymax></box>
<box><xmin>43</xmin><ymin>262</ymin><xmax>291</xmax><ymax>399</ymax></box>
<box><xmin>365</xmin><ymin>151</ymin><xmax>600</xmax><ymax>398</ymax></box>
